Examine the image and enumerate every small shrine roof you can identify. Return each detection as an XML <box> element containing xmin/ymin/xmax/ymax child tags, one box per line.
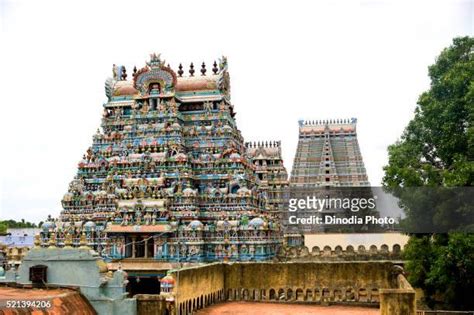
<box><xmin>299</xmin><ymin>118</ymin><xmax>357</xmax><ymax>134</ymax></box>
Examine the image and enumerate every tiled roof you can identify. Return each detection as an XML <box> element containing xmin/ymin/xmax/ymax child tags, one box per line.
<box><xmin>0</xmin><ymin>286</ymin><xmax>96</xmax><ymax>314</ymax></box>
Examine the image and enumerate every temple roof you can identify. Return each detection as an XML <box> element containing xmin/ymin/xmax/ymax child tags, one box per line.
<box><xmin>112</xmin><ymin>80</ymin><xmax>138</xmax><ymax>97</ymax></box>
<box><xmin>176</xmin><ymin>75</ymin><xmax>219</xmax><ymax>92</ymax></box>
<box><xmin>110</xmin><ymin>76</ymin><xmax>222</xmax><ymax>97</ymax></box>
<box><xmin>246</xmin><ymin>141</ymin><xmax>283</xmax><ymax>159</ymax></box>
<box><xmin>299</xmin><ymin>118</ymin><xmax>357</xmax><ymax>134</ymax></box>
<box><xmin>0</xmin><ymin>287</ymin><xmax>96</xmax><ymax>314</ymax></box>
<box><xmin>106</xmin><ymin>54</ymin><xmax>229</xmax><ymax>102</ymax></box>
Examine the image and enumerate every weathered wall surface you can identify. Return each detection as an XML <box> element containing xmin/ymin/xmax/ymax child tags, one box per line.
<box><xmin>162</xmin><ymin>261</ymin><xmax>415</xmax><ymax>315</ymax></box>
<box><xmin>224</xmin><ymin>261</ymin><xmax>393</xmax><ymax>303</ymax></box>
<box><xmin>380</xmin><ymin>274</ymin><xmax>416</xmax><ymax>315</ymax></box>
<box><xmin>136</xmin><ymin>294</ymin><xmax>168</xmax><ymax>315</ymax></box>
<box><xmin>171</xmin><ymin>261</ymin><xmax>395</xmax><ymax>315</ymax></box>
<box><xmin>281</xmin><ymin>243</ymin><xmax>403</xmax><ymax>262</ymax></box>
<box><xmin>304</xmin><ymin>233</ymin><xmax>409</xmax><ymax>250</ymax></box>
<box><xmin>171</xmin><ymin>263</ymin><xmax>225</xmax><ymax>315</ymax></box>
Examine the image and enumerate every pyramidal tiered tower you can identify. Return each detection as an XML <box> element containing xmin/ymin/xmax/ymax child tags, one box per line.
<box><xmin>290</xmin><ymin>119</ymin><xmax>369</xmax><ymax>187</ymax></box>
<box><xmin>245</xmin><ymin>141</ymin><xmax>289</xmax><ymax>218</ymax></box>
<box><xmin>286</xmin><ymin>119</ymin><xmax>370</xmax><ymax>245</ymax></box>
<box><xmin>43</xmin><ymin>54</ymin><xmax>281</xmax><ymax>262</ymax></box>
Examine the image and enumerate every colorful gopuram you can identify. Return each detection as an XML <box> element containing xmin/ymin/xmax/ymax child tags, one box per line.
<box><xmin>41</xmin><ymin>54</ymin><xmax>281</xmax><ymax>262</ymax></box>
<box><xmin>290</xmin><ymin>119</ymin><xmax>369</xmax><ymax>187</ymax></box>
<box><xmin>245</xmin><ymin>141</ymin><xmax>289</xmax><ymax>218</ymax></box>
<box><xmin>286</xmin><ymin>119</ymin><xmax>370</xmax><ymax>243</ymax></box>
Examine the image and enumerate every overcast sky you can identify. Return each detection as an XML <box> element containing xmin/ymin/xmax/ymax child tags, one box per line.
<box><xmin>0</xmin><ymin>0</ymin><xmax>472</xmax><ymax>223</ymax></box>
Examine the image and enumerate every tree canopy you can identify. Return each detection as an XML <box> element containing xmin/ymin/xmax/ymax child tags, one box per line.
<box><xmin>384</xmin><ymin>36</ymin><xmax>473</xmax><ymax>188</ymax></box>
<box><xmin>0</xmin><ymin>219</ymin><xmax>38</xmax><ymax>234</ymax></box>
<box><xmin>383</xmin><ymin>36</ymin><xmax>474</xmax><ymax>310</ymax></box>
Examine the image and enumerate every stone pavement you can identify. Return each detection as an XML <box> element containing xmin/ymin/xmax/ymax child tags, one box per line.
<box><xmin>195</xmin><ymin>301</ymin><xmax>379</xmax><ymax>315</ymax></box>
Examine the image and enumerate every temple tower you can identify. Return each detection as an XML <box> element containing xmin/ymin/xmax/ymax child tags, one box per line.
<box><xmin>290</xmin><ymin>119</ymin><xmax>369</xmax><ymax>187</ymax></box>
<box><xmin>287</xmin><ymin>119</ymin><xmax>370</xmax><ymax>246</ymax></box>
<box><xmin>43</xmin><ymin>54</ymin><xmax>281</xmax><ymax>263</ymax></box>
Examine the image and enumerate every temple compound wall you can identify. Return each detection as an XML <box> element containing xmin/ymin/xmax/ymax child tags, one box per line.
<box><xmin>380</xmin><ymin>273</ymin><xmax>416</xmax><ymax>315</ymax></box>
<box><xmin>223</xmin><ymin>262</ymin><xmax>392</xmax><ymax>303</ymax></box>
<box><xmin>172</xmin><ymin>263</ymin><xmax>226</xmax><ymax>314</ymax></box>
<box><xmin>169</xmin><ymin>261</ymin><xmax>416</xmax><ymax>315</ymax></box>
<box><xmin>279</xmin><ymin>243</ymin><xmax>403</xmax><ymax>262</ymax></box>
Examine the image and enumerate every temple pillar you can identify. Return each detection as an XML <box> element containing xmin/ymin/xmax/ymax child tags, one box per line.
<box><xmin>144</xmin><ymin>238</ymin><xmax>148</xmax><ymax>258</ymax></box>
<box><xmin>132</xmin><ymin>236</ymin><xmax>136</xmax><ymax>258</ymax></box>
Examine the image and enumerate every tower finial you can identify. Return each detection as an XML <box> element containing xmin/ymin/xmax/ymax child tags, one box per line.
<box><xmin>121</xmin><ymin>66</ymin><xmax>127</xmax><ymax>80</ymax></box>
<box><xmin>147</xmin><ymin>53</ymin><xmax>164</xmax><ymax>68</ymax></box>
<box><xmin>189</xmin><ymin>63</ymin><xmax>195</xmax><ymax>76</ymax></box>
<box><xmin>201</xmin><ymin>62</ymin><xmax>207</xmax><ymax>76</ymax></box>
<box><xmin>212</xmin><ymin>61</ymin><xmax>218</xmax><ymax>74</ymax></box>
<box><xmin>178</xmin><ymin>63</ymin><xmax>184</xmax><ymax>77</ymax></box>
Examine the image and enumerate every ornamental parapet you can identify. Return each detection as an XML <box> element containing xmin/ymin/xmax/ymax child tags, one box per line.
<box><xmin>278</xmin><ymin>244</ymin><xmax>403</xmax><ymax>261</ymax></box>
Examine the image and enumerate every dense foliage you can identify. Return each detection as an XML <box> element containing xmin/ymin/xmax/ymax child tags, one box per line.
<box><xmin>0</xmin><ymin>219</ymin><xmax>39</xmax><ymax>234</ymax></box>
<box><xmin>383</xmin><ymin>37</ymin><xmax>474</xmax><ymax>309</ymax></box>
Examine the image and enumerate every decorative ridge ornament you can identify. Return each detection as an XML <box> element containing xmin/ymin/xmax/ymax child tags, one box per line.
<box><xmin>64</xmin><ymin>232</ymin><xmax>73</xmax><ymax>248</ymax></box>
<box><xmin>104</xmin><ymin>78</ymin><xmax>115</xmax><ymax>101</ymax></box>
<box><xmin>146</xmin><ymin>53</ymin><xmax>165</xmax><ymax>68</ymax></box>
<box><xmin>218</xmin><ymin>56</ymin><xmax>228</xmax><ymax>73</ymax></box>
<box><xmin>79</xmin><ymin>232</ymin><xmax>89</xmax><ymax>250</ymax></box>
<box><xmin>34</xmin><ymin>234</ymin><xmax>41</xmax><ymax>249</ymax></box>
<box><xmin>133</xmin><ymin>53</ymin><xmax>178</xmax><ymax>95</ymax></box>
<box><xmin>217</xmin><ymin>56</ymin><xmax>230</xmax><ymax>99</ymax></box>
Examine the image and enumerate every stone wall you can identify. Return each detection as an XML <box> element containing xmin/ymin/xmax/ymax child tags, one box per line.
<box><xmin>136</xmin><ymin>294</ymin><xmax>168</xmax><ymax>315</ymax></box>
<box><xmin>280</xmin><ymin>244</ymin><xmax>403</xmax><ymax>261</ymax></box>
<box><xmin>170</xmin><ymin>263</ymin><xmax>225</xmax><ymax>315</ymax></box>
<box><xmin>304</xmin><ymin>232</ymin><xmax>409</xmax><ymax>251</ymax></box>
<box><xmin>380</xmin><ymin>273</ymin><xmax>416</xmax><ymax>315</ymax></box>
<box><xmin>224</xmin><ymin>261</ymin><xmax>393</xmax><ymax>304</ymax></box>
<box><xmin>169</xmin><ymin>261</ymin><xmax>409</xmax><ymax>315</ymax></box>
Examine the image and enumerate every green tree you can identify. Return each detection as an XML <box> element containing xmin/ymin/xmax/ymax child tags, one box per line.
<box><xmin>383</xmin><ymin>36</ymin><xmax>474</xmax><ymax>310</ymax></box>
<box><xmin>0</xmin><ymin>222</ymin><xmax>7</xmax><ymax>234</ymax></box>
<box><xmin>0</xmin><ymin>219</ymin><xmax>38</xmax><ymax>230</ymax></box>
